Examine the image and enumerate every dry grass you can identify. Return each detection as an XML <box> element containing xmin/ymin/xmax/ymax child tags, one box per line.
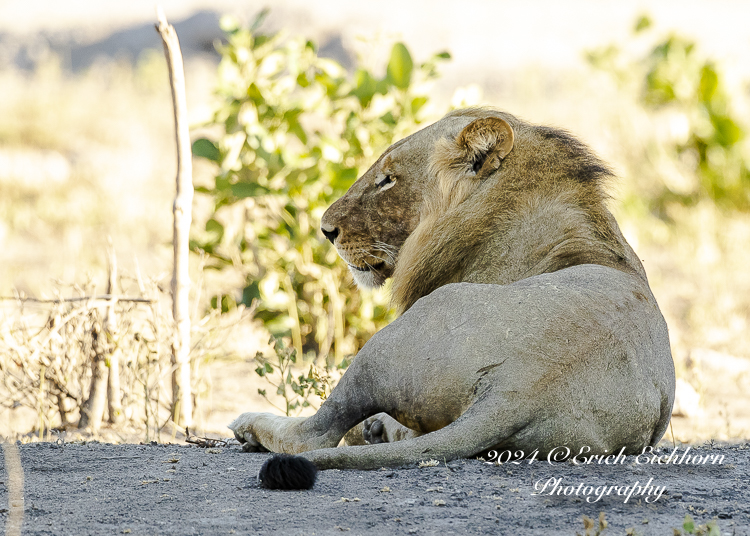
<box><xmin>1</xmin><ymin>274</ymin><xmax>171</xmax><ymax>441</ymax></box>
<box><xmin>0</xmin><ymin>271</ymin><xmax>259</xmax><ymax>442</ymax></box>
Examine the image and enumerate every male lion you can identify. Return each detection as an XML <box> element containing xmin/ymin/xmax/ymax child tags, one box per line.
<box><xmin>230</xmin><ymin>108</ymin><xmax>675</xmax><ymax>487</ymax></box>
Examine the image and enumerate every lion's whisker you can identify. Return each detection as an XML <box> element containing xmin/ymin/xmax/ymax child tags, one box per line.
<box><xmin>372</xmin><ymin>241</ymin><xmax>398</xmax><ymax>266</ymax></box>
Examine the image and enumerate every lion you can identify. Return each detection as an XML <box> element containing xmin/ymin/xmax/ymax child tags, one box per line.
<box><xmin>230</xmin><ymin>108</ymin><xmax>675</xmax><ymax>487</ymax></box>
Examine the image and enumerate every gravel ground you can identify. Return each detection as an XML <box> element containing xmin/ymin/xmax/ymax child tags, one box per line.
<box><xmin>1</xmin><ymin>441</ymin><xmax>748</xmax><ymax>535</ymax></box>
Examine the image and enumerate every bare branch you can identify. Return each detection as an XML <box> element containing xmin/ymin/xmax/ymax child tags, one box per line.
<box><xmin>0</xmin><ymin>296</ymin><xmax>155</xmax><ymax>304</ymax></box>
<box><xmin>156</xmin><ymin>7</ymin><xmax>194</xmax><ymax>428</ymax></box>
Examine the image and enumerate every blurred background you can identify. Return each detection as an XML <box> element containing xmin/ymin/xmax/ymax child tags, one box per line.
<box><xmin>1</xmin><ymin>0</ymin><xmax>748</xmax><ymax>444</ymax></box>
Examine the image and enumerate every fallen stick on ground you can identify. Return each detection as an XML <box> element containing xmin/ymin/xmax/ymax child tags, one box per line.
<box><xmin>185</xmin><ymin>427</ymin><xmax>230</xmax><ymax>448</ymax></box>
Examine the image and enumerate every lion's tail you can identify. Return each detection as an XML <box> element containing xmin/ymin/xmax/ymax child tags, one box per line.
<box><xmin>258</xmin><ymin>454</ymin><xmax>318</xmax><ymax>490</ymax></box>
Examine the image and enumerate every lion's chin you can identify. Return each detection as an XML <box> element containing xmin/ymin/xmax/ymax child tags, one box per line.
<box><xmin>348</xmin><ymin>264</ymin><xmax>387</xmax><ymax>289</ymax></box>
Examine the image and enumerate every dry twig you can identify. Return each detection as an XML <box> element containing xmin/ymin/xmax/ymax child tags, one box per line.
<box><xmin>185</xmin><ymin>427</ymin><xmax>229</xmax><ymax>448</ymax></box>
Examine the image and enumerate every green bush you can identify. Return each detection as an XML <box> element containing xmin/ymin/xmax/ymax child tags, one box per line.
<box><xmin>588</xmin><ymin>15</ymin><xmax>750</xmax><ymax>212</ymax></box>
<box><xmin>192</xmin><ymin>11</ymin><xmax>450</xmax><ymax>364</ymax></box>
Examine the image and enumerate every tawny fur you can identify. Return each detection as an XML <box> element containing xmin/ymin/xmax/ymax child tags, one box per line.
<box><xmin>230</xmin><ymin>108</ymin><xmax>675</xmax><ymax>474</ymax></box>
<box><xmin>389</xmin><ymin>109</ymin><xmax>636</xmax><ymax>314</ymax></box>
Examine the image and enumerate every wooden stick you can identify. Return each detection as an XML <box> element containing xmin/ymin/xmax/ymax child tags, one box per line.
<box><xmin>105</xmin><ymin>240</ymin><xmax>124</xmax><ymax>424</ymax></box>
<box><xmin>0</xmin><ymin>296</ymin><xmax>155</xmax><ymax>303</ymax></box>
<box><xmin>78</xmin><ymin>318</ymin><xmax>109</xmax><ymax>432</ymax></box>
<box><xmin>156</xmin><ymin>7</ymin><xmax>194</xmax><ymax>428</ymax></box>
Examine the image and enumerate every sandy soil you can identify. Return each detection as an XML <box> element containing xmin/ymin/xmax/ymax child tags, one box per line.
<box><xmin>2</xmin><ymin>441</ymin><xmax>748</xmax><ymax>535</ymax></box>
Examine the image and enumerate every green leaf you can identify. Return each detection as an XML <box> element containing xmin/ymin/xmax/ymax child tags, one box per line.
<box><xmin>215</xmin><ymin>173</ymin><xmax>231</xmax><ymax>192</ymax></box>
<box><xmin>435</xmin><ymin>51</ymin><xmax>451</xmax><ymax>59</ymax></box>
<box><xmin>380</xmin><ymin>111</ymin><xmax>397</xmax><ymax>126</ymax></box>
<box><xmin>633</xmin><ymin>14</ymin><xmax>652</xmax><ymax>33</ymax></box>
<box><xmin>374</xmin><ymin>77</ymin><xmax>390</xmax><ymax>96</ymax></box>
<box><xmin>257</xmin><ymin>388</ymin><xmax>266</xmax><ymax>396</ymax></box>
<box><xmin>255</xmin><ymin>366</ymin><xmax>265</xmax><ymax>377</ymax></box>
<box><xmin>192</xmin><ymin>138</ymin><xmax>221</xmax><ymax>162</ymax></box>
<box><xmin>264</xmin><ymin>362</ymin><xmax>274</xmax><ymax>374</ymax></box>
<box><xmin>286</xmin><ymin>116</ymin><xmax>308</xmax><ymax>145</ymax></box>
<box><xmin>247</xmin><ymin>83</ymin><xmax>264</xmax><ymax>105</ymax></box>
<box><xmin>351</xmin><ymin>68</ymin><xmax>377</xmax><ymax>107</ymax></box>
<box><xmin>230</xmin><ymin>182</ymin><xmax>270</xmax><ymax>198</ymax></box>
<box><xmin>683</xmin><ymin>514</ymin><xmax>695</xmax><ymax>533</ymax></box>
<box><xmin>205</xmin><ymin>218</ymin><xmax>224</xmax><ymax>243</ymax></box>
<box><xmin>712</xmin><ymin>116</ymin><xmax>743</xmax><ymax>146</ymax></box>
<box><xmin>296</xmin><ymin>72</ymin><xmax>310</xmax><ymax>88</ymax></box>
<box><xmin>411</xmin><ymin>96</ymin><xmax>428</xmax><ymax>116</ymax></box>
<box><xmin>386</xmin><ymin>42</ymin><xmax>413</xmax><ymax>89</ymax></box>
<box><xmin>699</xmin><ymin>64</ymin><xmax>719</xmax><ymax>103</ymax></box>
<box><xmin>242</xmin><ymin>281</ymin><xmax>260</xmax><ymax>307</ymax></box>
<box><xmin>250</xmin><ymin>8</ymin><xmax>270</xmax><ymax>32</ymax></box>
<box><xmin>210</xmin><ymin>294</ymin><xmax>236</xmax><ymax>313</ymax></box>
<box><xmin>253</xmin><ymin>34</ymin><xmax>271</xmax><ymax>50</ymax></box>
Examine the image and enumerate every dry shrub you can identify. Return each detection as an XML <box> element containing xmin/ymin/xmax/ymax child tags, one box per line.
<box><xmin>0</xmin><ymin>271</ymin><xmax>242</xmax><ymax>442</ymax></box>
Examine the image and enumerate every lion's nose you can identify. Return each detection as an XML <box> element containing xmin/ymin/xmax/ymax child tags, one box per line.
<box><xmin>321</xmin><ymin>223</ymin><xmax>339</xmax><ymax>244</ymax></box>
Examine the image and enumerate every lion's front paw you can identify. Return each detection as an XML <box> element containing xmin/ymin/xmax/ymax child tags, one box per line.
<box><xmin>229</xmin><ymin>412</ymin><xmax>268</xmax><ymax>452</ymax></box>
<box><xmin>363</xmin><ymin>417</ymin><xmax>387</xmax><ymax>444</ymax></box>
<box><xmin>240</xmin><ymin>440</ymin><xmax>268</xmax><ymax>453</ymax></box>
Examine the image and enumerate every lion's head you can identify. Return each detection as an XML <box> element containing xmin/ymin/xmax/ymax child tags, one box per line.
<box><xmin>319</xmin><ymin>112</ymin><xmax>479</xmax><ymax>288</ymax></box>
<box><xmin>321</xmin><ymin>108</ymin><xmax>645</xmax><ymax>313</ymax></box>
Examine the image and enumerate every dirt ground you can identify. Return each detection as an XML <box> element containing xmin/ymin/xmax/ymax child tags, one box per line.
<box><xmin>2</xmin><ymin>441</ymin><xmax>748</xmax><ymax>535</ymax></box>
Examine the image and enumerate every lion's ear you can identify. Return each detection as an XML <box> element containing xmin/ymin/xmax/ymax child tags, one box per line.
<box><xmin>456</xmin><ymin>117</ymin><xmax>514</xmax><ymax>179</ymax></box>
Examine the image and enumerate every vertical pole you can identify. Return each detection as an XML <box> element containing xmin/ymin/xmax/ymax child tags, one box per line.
<box><xmin>156</xmin><ymin>7</ymin><xmax>193</xmax><ymax>428</ymax></box>
<box><xmin>105</xmin><ymin>240</ymin><xmax>124</xmax><ymax>424</ymax></box>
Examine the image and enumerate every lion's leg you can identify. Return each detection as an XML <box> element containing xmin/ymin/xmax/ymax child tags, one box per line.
<box><xmin>230</xmin><ymin>348</ymin><xmax>399</xmax><ymax>454</ymax></box>
<box><xmin>230</xmin><ymin>395</ymin><xmax>374</xmax><ymax>454</ymax></box>
<box><xmin>300</xmin><ymin>398</ymin><xmax>529</xmax><ymax>471</ymax></box>
<box><xmin>232</xmin><ymin>281</ymin><xmax>539</xmax><ymax>455</ymax></box>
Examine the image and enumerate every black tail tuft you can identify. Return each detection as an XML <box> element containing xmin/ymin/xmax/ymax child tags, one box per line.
<box><xmin>258</xmin><ymin>454</ymin><xmax>318</xmax><ymax>490</ymax></box>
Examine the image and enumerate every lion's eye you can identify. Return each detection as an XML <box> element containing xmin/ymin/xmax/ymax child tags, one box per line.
<box><xmin>376</xmin><ymin>174</ymin><xmax>396</xmax><ymax>189</ymax></box>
